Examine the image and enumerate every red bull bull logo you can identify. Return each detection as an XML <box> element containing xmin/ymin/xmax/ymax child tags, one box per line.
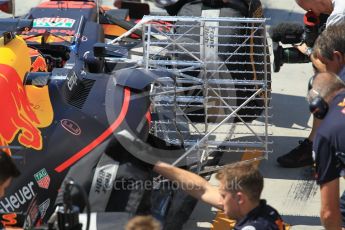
<box><xmin>29</xmin><ymin>49</ymin><xmax>48</xmax><ymax>72</ymax></box>
<box><xmin>0</xmin><ymin>64</ymin><xmax>43</xmax><ymax>154</ymax></box>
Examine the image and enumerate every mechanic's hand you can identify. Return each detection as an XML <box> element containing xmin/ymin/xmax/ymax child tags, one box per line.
<box><xmin>294</xmin><ymin>43</ymin><xmax>312</xmax><ymax>57</ymax></box>
<box><xmin>294</xmin><ymin>43</ymin><xmax>326</xmax><ymax>73</ymax></box>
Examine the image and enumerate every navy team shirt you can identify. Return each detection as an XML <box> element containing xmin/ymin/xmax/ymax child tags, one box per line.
<box><xmin>313</xmin><ymin>91</ymin><xmax>345</xmax><ymax>185</ymax></box>
<box><xmin>234</xmin><ymin>200</ymin><xmax>285</xmax><ymax>230</ymax></box>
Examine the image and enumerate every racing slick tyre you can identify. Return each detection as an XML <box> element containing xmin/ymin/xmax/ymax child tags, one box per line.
<box><xmin>174</xmin><ymin>0</ymin><xmax>271</xmax><ymax>123</ymax></box>
<box><xmin>161</xmin><ymin>2</ymin><xmax>271</xmax><ymax>229</ymax></box>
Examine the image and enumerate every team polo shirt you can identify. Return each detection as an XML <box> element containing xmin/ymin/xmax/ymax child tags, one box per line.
<box><xmin>234</xmin><ymin>200</ymin><xmax>284</xmax><ymax>230</ymax></box>
<box><xmin>313</xmin><ymin>91</ymin><xmax>345</xmax><ymax>185</ymax></box>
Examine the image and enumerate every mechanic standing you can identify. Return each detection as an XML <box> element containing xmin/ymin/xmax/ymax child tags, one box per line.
<box><xmin>307</xmin><ymin>72</ymin><xmax>345</xmax><ymax>229</ymax></box>
<box><xmin>310</xmin><ymin>25</ymin><xmax>345</xmax><ymax>226</ymax></box>
<box><xmin>277</xmin><ymin>0</ymin><xmax>345</xmax><ymax>168</ymax></box>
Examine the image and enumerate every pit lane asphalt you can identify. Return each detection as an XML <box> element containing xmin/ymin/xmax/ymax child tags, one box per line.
<box><xmin>5</xmin><ymin>1</ymin><xmax>344</xmax><ymax>229</ymax></box>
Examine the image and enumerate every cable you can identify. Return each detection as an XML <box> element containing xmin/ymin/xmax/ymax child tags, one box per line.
<box><xmin>63</xmin><ymin>179</ymin><xmax>90</xmax><ymax>230</ymax></box>
<box><xmin>73</xmin><ymin>183</ymin><xmax>90</xmax><ymax>230</ymax></box>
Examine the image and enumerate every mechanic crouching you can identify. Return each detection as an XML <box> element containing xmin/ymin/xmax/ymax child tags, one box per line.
<box><xmin>154</xmin><ymin>161</ymin><xmax>286</xmax><ymax>230</ymax></box>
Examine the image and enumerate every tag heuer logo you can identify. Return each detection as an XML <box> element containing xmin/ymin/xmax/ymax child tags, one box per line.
<box><xmin>34</xmin><ymin>169</ymin><xmax>50</xmax><ymax>189</ymax></box>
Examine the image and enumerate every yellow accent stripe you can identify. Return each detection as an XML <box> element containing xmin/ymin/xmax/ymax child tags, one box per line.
<box><xmin>0</xmin><ymin>36</ymin><xmax>31</xmax><ymax>79</ymax></box>
<box><xmin>26</xmin><ymin>86</ymin><xmax>53</xmax><ymax>127</ymax></box>
<box><xmin>211</xmin><ymin>212</ymin><xmax>236</xmax><ymax>230</ymax></box>
<box><xmin>102</xmin><ymin>24</ymin><xmax>128</xmax><ymax>37</ymax></box>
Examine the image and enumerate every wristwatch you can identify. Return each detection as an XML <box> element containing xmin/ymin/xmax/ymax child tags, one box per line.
<box><xmin>306</xmin><ymin>47</ymin><xmax>313</xmax><ymax>57</ymax></box>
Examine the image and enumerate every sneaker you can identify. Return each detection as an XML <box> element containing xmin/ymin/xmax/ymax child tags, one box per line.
<box><xmin>277</xmin><ymin>139</ymin><xmax>314</xmax><ymax>168</ymax></box>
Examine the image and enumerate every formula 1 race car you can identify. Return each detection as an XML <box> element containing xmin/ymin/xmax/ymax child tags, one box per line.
<box><xmin>0</xmin><ymin>0</ymin><xmax>160</xmax><ymax>227</ymax></box>
<box><xmin>0</xmin><ymin>0</ymin><xmax>271</xmax><ymax>229</ymax></box>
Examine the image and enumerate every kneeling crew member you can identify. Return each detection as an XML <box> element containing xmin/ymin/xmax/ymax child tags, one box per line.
<box><xmin>153</xmin><ymin>161</ymin><xmax>286</xmax><ymax>230</ymax></box>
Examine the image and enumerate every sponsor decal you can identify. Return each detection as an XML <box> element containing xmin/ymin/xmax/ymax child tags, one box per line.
<box><xmin>88</xmin><ymin>155</ymin><xmax>119</xmax><ymax>211</ymax></box>
<box><xmin>0</xmin><ymin>182</ymin><xmax>35</xmax><ymax>213</ymax></box>
<box><xmin>38</xmin><ymin>199</ymin><xmax>50</xmax><ymax>219</ymax></box>
<box><xmin>54</xmin><ymin>88</ymin><xmax>131</xmax><ymax>173</ymax></box>
<box><xmin>337</xmin><ymin>98</ymin><xmax>345</xmax><ymax>114</ymax></box>
<box><xmin>0</xmin><ymin>212</ymin><xmax>26</xmax><ymax>227</ymax></box>
<box><xmin>338</xmin><ymin>98</ymin><xmax>345</xmax><ymax>107</ymax></box>
<box><xmin>25</xmin><ymin>35</ymin><xmax>74</xmax><ymax>44</ymax></box>
<box><xmin>33</xmin><ymin>18</ymin><xmax>75</xmax><ymax>28</ymax></box>
<box><xmin>95</xmin><ymin>169</ymin><xmax>113</xmax><ymax>194</ymax></box>
<box><xmin>22</xmin><ymin>28</ymin><xmax>75</xmax><ymax>36</ymax></box>
<box><xmin>0</xmin><ymin>64</ymin><xmax>43</xmax><ymax>154</ymax></box>
<box><xmin>34</xmin><ymin>169</ymin><xmax>50</xmax><ymax>189</ymax></box>
<box><xmin>66</xmin><ymin>72</ymin><xmax>78</xmax><ymax>91</ymax></box>
<box><xmin>37</xmin><ymin>1</ymin><xmax>95</xmax><ymax>9</ymax></box>
<box><xmin>204</xmin><ymin>27</ymin><xmax>216</xmax><ymax>48</ymax></box>
<box><xmin>81</xmin><ymin>35</ymin><xmax>88</xmax><ymax>42</ymax></box>
<box><xmin>1</xmin><ymin>213</ymin><xmax>17</xmax><ymax>226</ymax></box>
<box><xmin>24</xmin><ymin>197</ymin><xmax>39</xmax><ymax>229</ymax></box>
<box><xmin>61</xmin><ymin>119</ymin><xmax>81</xmax><ymax>136</ymax></box>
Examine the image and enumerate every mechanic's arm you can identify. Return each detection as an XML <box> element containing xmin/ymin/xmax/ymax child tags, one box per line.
<box><xmin>295</xmin><ymin>43</ymin><xmax>312</xmax><ymax>56</ymax></box>
<box><xmin>320</xmin><ymin>179</ymin><xmax>342</xmax><ymax>230</ymax></box>
<box><xmin>153</xmin><ymin>161</ymin><xmax>223</xmax><ymax>210</ymax></box>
